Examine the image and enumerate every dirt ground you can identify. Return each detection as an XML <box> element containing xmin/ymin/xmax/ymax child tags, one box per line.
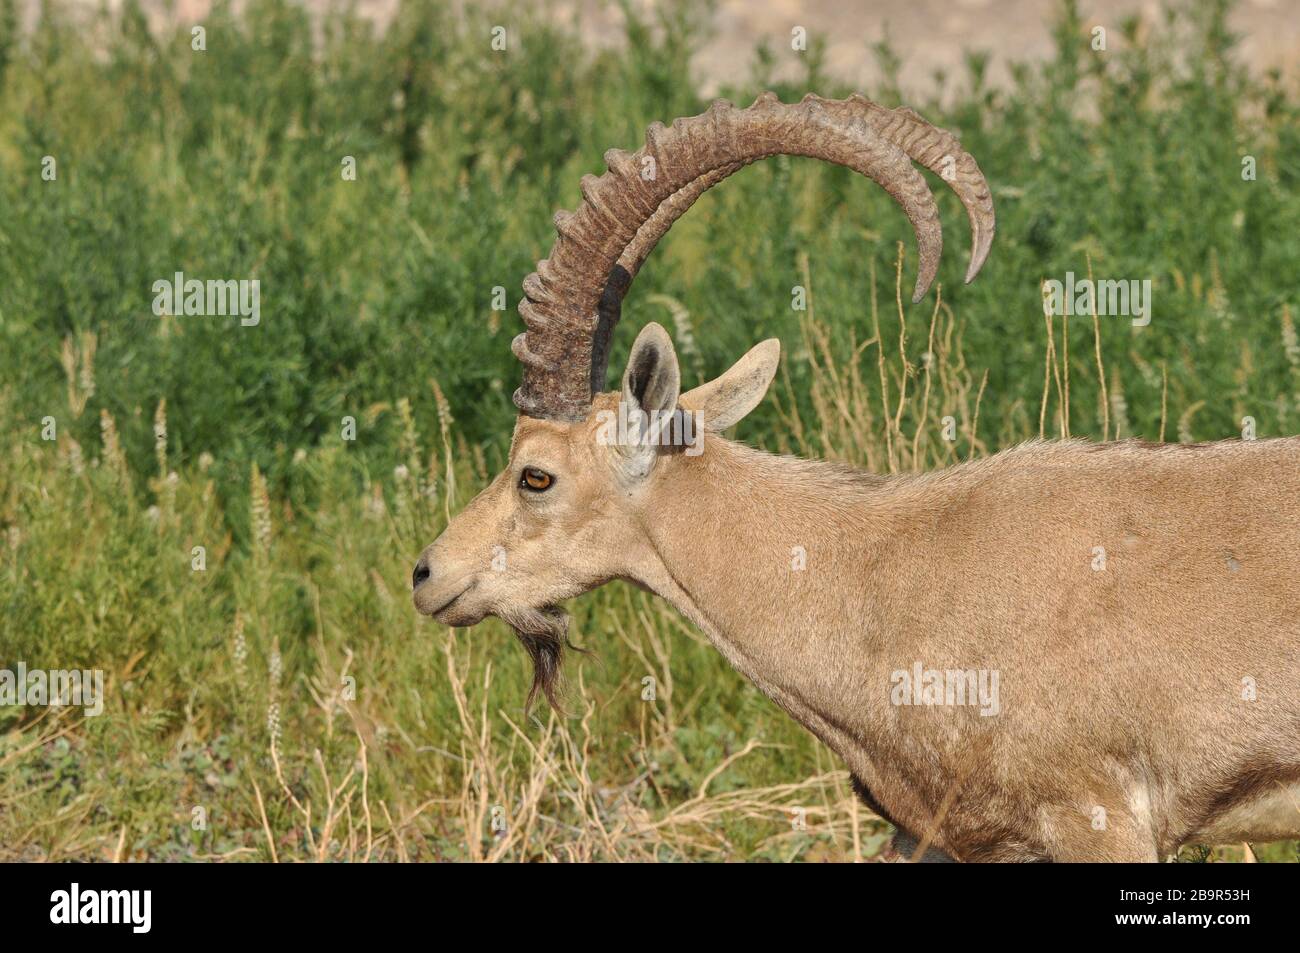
<box><xmin>567</xmin><ymin>0</ymin><xmax>1300</xmax><ymax>96</ymax></box>
<box><xmin>21</xmin><ymin>0</ymin><xmax>1300</xmax><ymax>95</ymax></box>
<box><xmin>683</xmin><ymin>0</ymin><xmax>1300</xmax><ymax>94</ymax></box>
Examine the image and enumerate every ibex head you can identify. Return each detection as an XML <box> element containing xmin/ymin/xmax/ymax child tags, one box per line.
<box><xmin>413</xmin><ymin>92</ymin><xmax>994</xmax><ymax>709</ymax></box>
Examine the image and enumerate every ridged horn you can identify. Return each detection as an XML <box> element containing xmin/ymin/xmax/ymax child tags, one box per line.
<box><xmin>514</xmin><ymin>92</ymin><xmax>995</xmax><ymax>420</ymax></box>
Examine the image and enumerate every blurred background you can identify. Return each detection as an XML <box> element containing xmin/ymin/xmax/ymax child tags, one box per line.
<box><xmin>14</xmin><ymin>0</ymin><xmax>1300</xmax><ymax>92</ymax></box>
<box><xmin>0</xmin><ymin>0</ymin><xmax>1296</xmax><ymax>861</ymax></box>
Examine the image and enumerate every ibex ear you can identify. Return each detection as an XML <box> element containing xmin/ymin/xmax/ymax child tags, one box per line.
<box><xmin>622</xmin><ymin>322</ymin><xmax>681</xmax><ymax>414</ymax></box>
<box><xmin>679</xmin><ymin>339</ymin><xmax>779</xmax><ymax>432</ymax></box>
<box><xmin>618</xmin><ymin>323</ymin><xmax>681</xmax><ymax>472</ymax></box>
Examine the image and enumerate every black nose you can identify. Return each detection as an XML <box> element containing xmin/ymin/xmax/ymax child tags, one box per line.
<box><xmin>412</xmin><ymin>557</ymin><xmax>432</xmax><ymax>590</ymax></box>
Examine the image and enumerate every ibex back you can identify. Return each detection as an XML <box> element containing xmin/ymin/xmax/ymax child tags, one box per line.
<box><xmin>413</xmin><ymin>93</ymin><xmax>1300</xmax><ymax>862</ymax></box>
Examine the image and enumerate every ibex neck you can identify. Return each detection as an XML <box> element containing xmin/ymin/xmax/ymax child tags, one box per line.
<box><xmin>636</xmin><ymin>439</ymin><xmax>903</xmax><ymax>760</ymax></box>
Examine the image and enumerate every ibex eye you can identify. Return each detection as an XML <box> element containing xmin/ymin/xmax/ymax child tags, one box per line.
<box><xmin>520</xmin><ymin>467</ymin><xmax>553</xmax><ymax>492</ymax></box>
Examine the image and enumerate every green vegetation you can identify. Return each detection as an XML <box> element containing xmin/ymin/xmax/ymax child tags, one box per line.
<box><xmin>0</xmin><ymin>0</ymin><xmax>1296</xmax><ymax>860</ymax></box>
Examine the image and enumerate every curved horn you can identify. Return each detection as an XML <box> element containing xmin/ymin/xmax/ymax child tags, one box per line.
<box><xmin>616</xmin><ymin>101</ymin><xmax>995</xmax><ymax>291</ymax></box>
<box><xmin>843</xmin><ymin>99</ymin><xmax>996</xmax><ymax>284</ymax></box>
<box><xmin>514</xmin><ymin>92</ymin><xmax>995</xmax><ymax>420</ymax></box>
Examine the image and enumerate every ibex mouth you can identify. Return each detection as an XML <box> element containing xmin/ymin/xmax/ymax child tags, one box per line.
<box><xmin>415</xmin><ymin>581</ymin><xmax>473</xmax><ymax>619</ymax></box>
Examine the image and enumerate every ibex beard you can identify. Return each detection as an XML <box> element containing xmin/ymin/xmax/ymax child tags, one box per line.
<box><xmin>412</xmin><ymin>93</ymin><xmax>1300</xmax><ymax>862</ymax></box>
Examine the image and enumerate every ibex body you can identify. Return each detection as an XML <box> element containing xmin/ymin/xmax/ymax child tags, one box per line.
<box><xmin>413</xmin><ymin>93</ymin><xmax>1300</xmax><ymax>861</ymax></box>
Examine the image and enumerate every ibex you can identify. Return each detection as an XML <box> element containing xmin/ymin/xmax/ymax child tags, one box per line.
<box><xmin>413</xmin><ymin>93</ymin><xmax>1300</xmax><ymax>862</ymax></box>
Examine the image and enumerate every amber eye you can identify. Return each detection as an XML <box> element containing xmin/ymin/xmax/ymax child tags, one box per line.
<box><xmin>520</xmin><ymin>467</ymin><xmax>553</xmax><ymax>492</ymax></box>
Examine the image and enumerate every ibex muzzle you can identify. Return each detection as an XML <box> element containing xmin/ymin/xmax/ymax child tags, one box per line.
<box><xmin>414</xmin><ymin>93</ymin><xmax>1300</xmax><ymax>861</ymax></box>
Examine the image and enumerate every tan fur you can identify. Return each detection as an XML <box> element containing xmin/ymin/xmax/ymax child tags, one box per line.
<box><xmin>416</xmin><ymin>363</ymin><xmax>1300</xmax><ymax>862</ymax></box>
